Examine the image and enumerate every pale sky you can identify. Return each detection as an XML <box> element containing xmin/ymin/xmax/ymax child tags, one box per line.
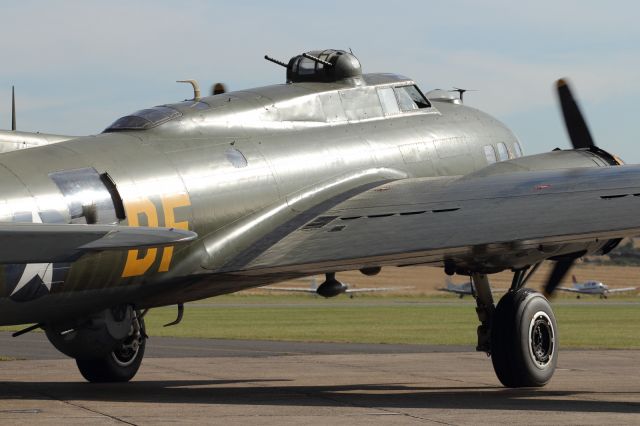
<box><xmin>1</xmin><ymin>1</ymin><xmax>639</xmax><ymax>161</ymax></box>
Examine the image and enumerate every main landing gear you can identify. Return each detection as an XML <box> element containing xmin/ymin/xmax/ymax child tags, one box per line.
<box><xmin>76</xmin><ymin>312</ymin><xmax>146</xmax><ymax>383</ymax></box>
<box><xmin>471</xmin><ymin>267</ymin><xmax>558</xmax><ymax>387</ymax></box>
<box><xmin>44</xmin><ymin>305</ymin><xmax>147</xmax><ymax>383</ymax></box>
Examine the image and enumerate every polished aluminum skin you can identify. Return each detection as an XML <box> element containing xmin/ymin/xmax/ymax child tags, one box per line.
<box><xmin>0</xmin><ymin>50</ymin><xmax>630</xmax><ymax>326</ymax></box>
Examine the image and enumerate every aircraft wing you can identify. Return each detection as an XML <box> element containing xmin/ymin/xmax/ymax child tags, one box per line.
<box><xmin>437</xmin><ymin>287</ymin><xmax>504</xmax><ymax>295</ymax></box>
<box><xmin>0</xmin><ymin>223</ymin><xmax>197</xmax><ymax>264</ymax></box>
<box><xmin>555</xmin><ymin>286</ymin><xmax>581</xmax><ymax>293</ymax></box>
<box><xmin>218</xmin><ymin>164</ymin><xmax>640</xmax><ymax>275</ymax></box>
<box><xmin>437</xmin><ymin>287</ymin><xmax>469</xmax><ymax>295</ymax></box>
<box><xmin>607</xmin><ymin>287</ymin><xmax>637</xmax><ymax>293</ymax></box>
<box><xmin>345</xmin><ymin>286</ymin><xmax>411</xmax><ymax>293</ymax></box>
<box><xmin>261</xmin><ymin>286</ymin><xmax>316</xmax><ymax>293</ymax></box>
<box><xmin>261</xmin><ymin>286</ymin><xmax>409</xmax><ymax>294</ymax></box>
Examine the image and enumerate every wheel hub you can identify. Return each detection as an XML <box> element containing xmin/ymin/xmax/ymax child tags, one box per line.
<box><xmin>528</xmin><ymin>311</ymin><xmax>554</xmax><ymax>368</ymax></box>
<box><xmin>111</xmin><ymin>312</ymin><xmax>144</xmax><ymax>367</ymax></box>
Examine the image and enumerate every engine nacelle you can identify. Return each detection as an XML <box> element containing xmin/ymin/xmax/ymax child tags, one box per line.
<box><xmin>44</xmin><ymin>305</ymin><xmax>134</xmax><ymax>359</ymax></box>
<box><xmin>360</xmin><ymin>266</ymin><xmax>381</xmax><ymax>276</ymax></box>
<box><xmin>316</xmin><ymin>274</ymin><xmax>347</xmax><ymax>298</ymax></box>
<box><xmin>466</xmin><ymin>147</ymin><xmax>621</xmax><ymax>180</ymax></box>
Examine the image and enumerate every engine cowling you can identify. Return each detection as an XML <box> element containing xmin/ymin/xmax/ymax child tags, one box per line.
<box><xmin>465</xmin><ymin>148</ymin><xmax>621</xmax><ymax>180</ymax></box>
<box><xmin>316</xmin><ymin>274</ymin><xmax>347</xmax><ymax>298</ymax></box>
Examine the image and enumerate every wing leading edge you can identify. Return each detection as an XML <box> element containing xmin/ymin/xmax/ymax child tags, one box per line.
<box><xmin>228</xmin><ymin>164</ymin><xmax>640</xmax><ymax>275</ymax></box>
<box><xmin>607</xmin><ymin>287</ymin><xmax>637</xmax><ymax>293</ymax></box>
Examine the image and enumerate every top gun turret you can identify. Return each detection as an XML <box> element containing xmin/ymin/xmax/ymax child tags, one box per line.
<box><xmin>265</xmin><ymin>49</ymin><xmax>362</xmax><ymax>85</ymax></box>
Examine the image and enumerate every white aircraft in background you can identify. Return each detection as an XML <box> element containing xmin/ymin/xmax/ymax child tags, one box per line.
<box><xmin>557</xmin><ymin>275</ymin><xmax>637</xmax><ymax>298</ymax></box>
<box><xmin>438</xmin><ymin>279</ymin><xmax>474</xmax><ymax>298</ymax></box>
<box><xmin>438</xmin><ymin>277</ymin><xmax>506</xmax><ymax>298</ymax></box>
<box><xmin>262</xmin><ymin>274</ymin><xmax>409</xmax><ymax>298</ymax></box>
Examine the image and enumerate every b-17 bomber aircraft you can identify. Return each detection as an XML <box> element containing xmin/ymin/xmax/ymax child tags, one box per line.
<box><xmin>557</xmin><ymin>275</ymin><xmax>637</xmax><ymax>298</ymax></box>
<box><xmin>0</xmin><ymin>49</ymin><xmax>638</xmax><ymax>388</ymax></box>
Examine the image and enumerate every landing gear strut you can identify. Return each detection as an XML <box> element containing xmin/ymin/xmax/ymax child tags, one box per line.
<box><xmin>471</xmin><ymin>273</ymin><xmax>494</xmax><ymax>353</ymax></box>
<box><xmin>471</xmin><ymin>265</ymin><xmax>558</xmax><ymax>387</ymax></box>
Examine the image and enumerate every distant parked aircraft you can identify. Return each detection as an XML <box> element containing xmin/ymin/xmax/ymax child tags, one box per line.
<box><xmin>438</xmin><ymin>277</ymin><xmax>505</xmax><ymax>298</ymax></box>
<box><xmin>557</xmin><ymin>275</ymin><xmax>637</xmax><ymax>298</ymax></box>
<box><xmin>438</xmin><ymin>278</ymin><xmax>474</xmax><ymax>298</ymax></box>
<box><xmin>263</xmin><ymin>274</ymin><xmax>409</xmax><ymax>298</ymax></box>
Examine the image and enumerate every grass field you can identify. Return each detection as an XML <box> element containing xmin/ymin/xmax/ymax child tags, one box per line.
<box><xmin>137</xmin><ymin>294</ymin><xmax>640</xmax><ymax>349</ymax></box>
<box><xmin>3</xmin><ymin>293</ymin><xmax>638</xmax><ymax>349</ymax></box>
<box><xmin>3</xmin><ymin>262</ymin><xmax>640</xmax><ymax>350</ymax></box>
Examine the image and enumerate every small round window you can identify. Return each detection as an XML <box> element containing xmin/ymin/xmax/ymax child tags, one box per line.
<box><xmin>226</xmin><ymin>148</ymin><xmax>248</xmax><ymax>168</ymax></box>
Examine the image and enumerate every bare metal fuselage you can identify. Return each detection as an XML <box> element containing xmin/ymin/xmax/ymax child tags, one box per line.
<box><xmin>0</xmin><ymin>74</ymin><xmax>600</xmax><ymax>325</ymax></box>
<box><xmin>0</xmin><ymin>130</ymin><xmax>74</xmax><ymax>152</ymax></box>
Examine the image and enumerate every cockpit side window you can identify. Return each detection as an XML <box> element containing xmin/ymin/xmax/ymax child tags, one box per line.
<box><xmin>377</xmin><ymin>87</ymin><xmax>400</xmax><ymax>115</ymax></box>
<box><xmin>394</xmin><ymin>85</ymin><xmax>431</xmax><ymax>111</ymax></box>
<box><xmin>103</xmin><ymin>106</ymin><xmax>182</xmax><ymax>132</ymax></box>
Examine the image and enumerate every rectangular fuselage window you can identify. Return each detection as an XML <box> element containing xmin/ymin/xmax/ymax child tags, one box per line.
<box><xmin>513</xmin><ymin>141</ymin><xmax>524</xmax><ymax>157</ymax></box>
<box><xmin>496</xmin><ymin>142</ymin><xmax>510</xmax><ymax>161</ymax></box>
<box><xmin>483</xmin><ymin>145</ymin><xmax>497</xmax><ymax>164</ymax></box>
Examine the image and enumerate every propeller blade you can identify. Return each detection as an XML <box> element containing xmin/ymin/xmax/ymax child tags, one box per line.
<box><xmin>543</xmin><ymin>258</ymin><xmax>574</xmax><ymax>297</ymax></box>
<box><xmin>556</xmin><ymin>79</ymin><xmax>594</xmax><ymax>149</ymax></box>
<box><xmin>11</xmin><ymin>86</ymin><xmax>16</xmax><ymax>131</ymax></box>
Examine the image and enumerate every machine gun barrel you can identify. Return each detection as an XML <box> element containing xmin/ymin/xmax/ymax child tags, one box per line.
<box><xmin>302</xmin><ymin>53</ymin><xmax>334</xmax><ymax>67</ymax></box>
<box><xmin>264</xmin><ymin>55</ymin><xmax>288</xmax><ymax>68</ymax></box>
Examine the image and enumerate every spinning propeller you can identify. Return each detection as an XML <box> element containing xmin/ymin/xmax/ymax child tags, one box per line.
<box><xmin>543</xmin><ymin>79</ymin><xmax>610</xmax><ymax>297</ymax></box>
<box><xmin>556</xmin><ymin>79</ymin><xmax>595</xmax><ymax>150</ymax></box>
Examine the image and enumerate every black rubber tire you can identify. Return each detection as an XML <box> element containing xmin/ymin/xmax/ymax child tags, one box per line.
<box><xmin>76</xmin><ymin>320</ymin><xmax>146</xmax><ymax>383</ymax></box>
<box><xmin>491</xmin><ymin>289</ymin><xmax>558</xmax><ymax>387</ymax></box>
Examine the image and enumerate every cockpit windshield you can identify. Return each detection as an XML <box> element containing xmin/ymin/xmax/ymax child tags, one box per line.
<box><xmin>103</xmin><ymin>106</ymin><xmax>181</xmax><ymax>132</ymax></box>
<box><xmin>394</xmin><ymin>85</ymin><xmax>431</xmax><ymax>110</ymax></box>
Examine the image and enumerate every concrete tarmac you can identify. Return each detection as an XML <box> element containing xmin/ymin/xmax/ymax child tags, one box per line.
<box><xmin>0</xmin><ymin>333</ymin><xmax>639</xmax><ymax>425</ymax></box>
